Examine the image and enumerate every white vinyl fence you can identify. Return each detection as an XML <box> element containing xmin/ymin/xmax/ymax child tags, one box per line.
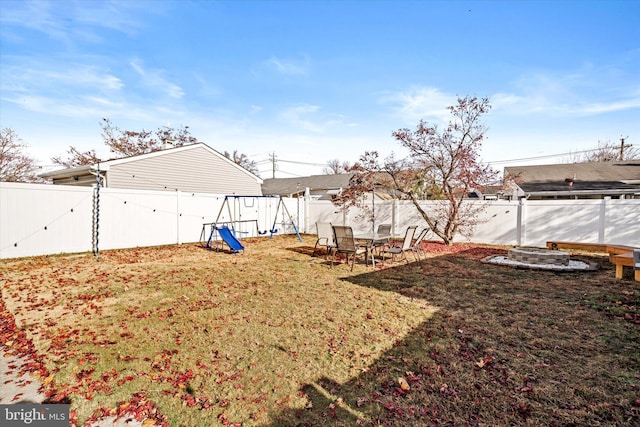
<box><xmin>1</xmin><ymin>182</ymin><xmax>639</xmax><ymax>259</ymax></box>
<box><xmin>305</xmin><ymin>198</ymin><xmax>640</xmax><ymax>248</ymax></box>
<box><xmin>0</xmin><ymin>182</ymin><xmax>302</xmax><ymax>259</ymax></box>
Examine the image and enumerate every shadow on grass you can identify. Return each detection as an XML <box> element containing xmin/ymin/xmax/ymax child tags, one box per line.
<box><xmin>269</xmin><ymin>249</ymin><xmax>640</xmax><ymax>426</ymax></box>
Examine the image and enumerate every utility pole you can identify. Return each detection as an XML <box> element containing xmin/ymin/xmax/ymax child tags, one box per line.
<box><xmin>269</xmin><ymin>151</ymin><xmax>277</xmax><ymax>178</ymax></box>
<box><xmin>620</xmin><ymin>136</ymin><xmax>628</xmax><ymax>161</ymax></box>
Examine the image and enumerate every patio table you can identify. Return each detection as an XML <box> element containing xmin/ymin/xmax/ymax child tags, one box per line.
<box><xmin>354</xmin><ymin>232</ymin><xmax>392</xmax><ymax>267</ymax></box>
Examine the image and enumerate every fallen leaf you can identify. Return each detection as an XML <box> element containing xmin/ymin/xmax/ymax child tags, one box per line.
<box><xmin>42</xmin><ymin>373</ymin><xmax>55</xmax><ymax>386</ymax></box>
<box><xmin>398</xmin><ymin>377</ymin><xmax>410</xmax><ymax>391</ymax></box>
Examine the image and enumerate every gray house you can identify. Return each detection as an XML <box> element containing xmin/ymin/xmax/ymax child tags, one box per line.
<box><xmin>262</xmin><ymin>174</ymin><xmax>354</xmax><ymax>199</ymax></box>
<box><xmin>40</xmin><ymin>143</ymin><xmax>263</xmax><ymax>194</ymax></box>
<box><xmin>504</xmin><ymin>160</ymin><xmax>640</xmax><ymax>199</ymax></box>
<box><xmin>261</xmin><ymin>173</ymin><xmax>397</xmax><ymax>202</ymax></box>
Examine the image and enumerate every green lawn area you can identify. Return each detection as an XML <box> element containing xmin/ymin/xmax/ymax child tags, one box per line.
<box><xmin>1</xmin><ymin>235</ymin><xmax>638</xmax><ymax>426</ymax></box>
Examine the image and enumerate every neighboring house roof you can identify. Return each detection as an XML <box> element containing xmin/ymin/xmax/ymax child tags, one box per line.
<box><xmin>505</xmin><ymin>160</ymin><xmax>640</xmax><ymax>197</ymax></box>
<box><xmin>262</xmin><ymin>174</ymin><xmax>354</xmax><ymax>198</ymax></box>
<box><xmin>40</xmin><ymin>143</ymin><xmax>263</xmax><ymax>194</ymax></box>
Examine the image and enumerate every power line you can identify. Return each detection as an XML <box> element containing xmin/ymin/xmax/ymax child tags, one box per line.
<box><xmin>275</xmin><ymin>170</ymin><xmax>307</xmax><ymax>177</ymax></box>
<box><xmin>485</xmin><ymin>145</ymin><xmax>629</xmax><ymax>166</ymax></box>
<box><xmin>277</xmin><ymin>159</ymin><xmax>327</xmax><ymax>167</ymax></box>
<box><xmin>256</xmin><ymin>143</ymin><xmax>633</xmax><ymax>177</ymax></box>
<box><xmin>253</xmin><ymin>157</ymin><xmax>328</xmax><ymax>167</ymax></box>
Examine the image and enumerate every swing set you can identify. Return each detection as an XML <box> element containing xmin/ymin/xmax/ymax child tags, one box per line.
<box><xmin>200</xmin><ymin>196</ymin><xmax>302</xmax><ymax>251</ymax></box>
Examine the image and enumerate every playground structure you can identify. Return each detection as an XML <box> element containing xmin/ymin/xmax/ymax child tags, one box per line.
<box><xmin>202</xmin><ymin>224</ymin><xmax>244</xmax><ymax>254</ymax></box>
<box><xmin>200</xmin><ymin>196</ymin><xmax>302</xmax><ymax>252</ymax></box>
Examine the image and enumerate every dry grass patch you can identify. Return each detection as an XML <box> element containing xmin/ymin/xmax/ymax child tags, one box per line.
<box><xmin>1</xmin><ymin>237</ymin><xmax>638</xmax><ymax>426</ymax></box>
<box><xmin>0</xmin><ymin>236</ymin><xmax>434</xmax><ymax>426</ymax></box>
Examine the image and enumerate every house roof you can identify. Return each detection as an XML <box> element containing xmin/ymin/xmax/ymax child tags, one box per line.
<box><xmin>262</xmin><ymin>173</ymin><xmax>354</xmax><ymax>196</ymax></box>
<box><xmin>505</xmin><ymin>160</ymin><xmax>640</xmax><ymax>195</ymax></box>
<box><xmin>40</xmin><ymin>143</ymin><xmax>262</xmax><ymax>183</ymax></box>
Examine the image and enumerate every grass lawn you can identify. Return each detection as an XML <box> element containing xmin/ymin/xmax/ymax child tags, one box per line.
<box><xmin>1</xmin><ymin>235</ymin><xmax>638</xmax><ymax>426</ymax></box>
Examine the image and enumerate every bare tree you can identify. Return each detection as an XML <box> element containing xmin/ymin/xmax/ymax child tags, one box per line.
<box><xmin>53</xmin><ymin>119</ymin><xmax>200</xmax><ymax>167</ymax></box>
<box><xmin>51</xmin><ymin>147</ymin><xmax>101</xmax><ymax>168</ymax></box>
<box><xmin>334</xmin><ymin>96</ymin><xmax>497</xmax><ymax>245</ymax></box>
<box><xmin>223</xmin><ymin>150</ymin><xmax>259</xmax><ymax>176</ymax></box>
<box><xmin>100</xmin><ymin>118</ymin><xmax>198</xmax><ymax>157</ymax></box>
<box><xmin>568</xmin><ymin>139</ymin><xmax>638</xmax><ymax>163</ymax></box>
<box><xmin>323</xmin><ymin>159</ymin><xmax>352</xmax><ymax>174</ymax></box>
<box><xmin>0</xmin><ymin>128</ymin><xmax>43</xmax><ymax>183</ymax></box>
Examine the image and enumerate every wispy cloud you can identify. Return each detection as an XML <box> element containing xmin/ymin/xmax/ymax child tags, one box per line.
<box><xmin>0</xmin><ymin>58</ymin><xmax>185</xmax><ymax>122</ymax></box>
<box><xmin>0</xmin><ymin>0</ymin><xmax>148</xmax><ymax>44</ymax></box>
<box><xmin>6</xmin><ymin>94</ymin><xmax>121</xmax><ymax>119</ymax></box>
<box><xmin>493</xmin><ymin>65</ymin><xmax>640</xmax><ymax>116</ymax></box>
<box><xmin>73</xmin><ymin>1</ymin><xmax>150</xmax><ymax>34</ymax></box>
<box><xmin>383</xmin><ymin>60</ymin><xmax>640</xmax><ymax>124</ymax></box>
<box><xmin>130</xmin><ymin>60</ymin><xmax>184</xmax><ymax>99</ymax></box>
<box><xmin>379</xmin><ymin>87</ymin><xmax>456</xmax><ymax>124</ymax></box>
<box><xmin>279</xmin><ymin>104</ymin><xmax>344</xmax><ymax>132</ymax></box>
<box><xmin>280</xmin><ymin>104</ymin><xmax>322</xmax><ymax>131</ymax></box>
<box><xmin>263</xmin><ymin>56</ymin><xmax>309</xmax><ymax>76</ymax></box>
<box><xmin>0</xmin><ymin>61</ymin><xmax>123</xmax><ymax>100</ymax></box>
<box><xmin>493</xmin><ymin>90</ymin><xmax>640</xmax><ymax>116</ymax></box>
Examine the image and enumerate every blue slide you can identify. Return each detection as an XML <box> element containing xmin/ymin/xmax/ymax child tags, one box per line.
<box><xmin>216</xmin><ymin>225</ymin><xmax>245</xmax><ymax>253</ymax></box>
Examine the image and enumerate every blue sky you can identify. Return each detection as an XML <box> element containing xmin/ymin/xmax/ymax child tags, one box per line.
<box><xmin>1</xmin><ymin>0</ymin><xmax>639</xmax><ymax>178</ymax></box>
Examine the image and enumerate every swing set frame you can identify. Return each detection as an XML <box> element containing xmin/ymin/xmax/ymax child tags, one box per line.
<box><xmin>212</xmin><ymin>195</ymin><xmax>302</xmax><ymax>242</ymax></box>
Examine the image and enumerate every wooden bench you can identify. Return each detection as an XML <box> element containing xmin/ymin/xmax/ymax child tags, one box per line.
<box><xmin>609</xmin><ymin>252</ymin><xmax>639</xmax><ymax>281</ymax></box>
<box><xmin>546</xmin><ymin>241</ymin><xmax>639</xmax><ymax>282</ymax></box>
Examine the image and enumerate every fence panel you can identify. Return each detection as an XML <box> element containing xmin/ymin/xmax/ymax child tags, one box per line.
<box><xmin>523</xmin><ymin>200</ymin><xmax>601</xmax><ymax>247</ymax></box>
<box><xmin>98</xmin><ymin>188</ymin><xmax>180</xmax><ymax>250</ymax></box>
<box><xmin>460</xmin><ymin>200</ymin><xmax>520</xmax><ymax>245</ymax></box>
<box><xmin>605</xmin><ymin>199</ymin><xmax>640</xmax><ymax>246</ymax></box>
<box><xmin>0</xmin><ymin>182</ymin><xmax>93</xmax><ymax>258</ymax></box>
<box><xmin>178</xmin><ymin>193</ymin><xmax>226</xmax><ymax>243</ymax></box>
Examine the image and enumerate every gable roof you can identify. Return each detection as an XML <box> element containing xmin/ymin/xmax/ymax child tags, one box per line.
<box><xmin>262</xmin><ymin>174</ymin><xmax>354</xmax><ymax>197</ymax></box>
<box><xmin>505</xmin><ymin>160</ymin><xmax>640</xmax><ymax>196</ymax></box>
<box><xmin>41</xmin><ymin>143</ymin><xmax>262</xmax><ymax>184</ymax></box>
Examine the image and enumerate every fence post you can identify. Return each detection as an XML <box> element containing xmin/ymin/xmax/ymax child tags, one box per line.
<box><xmin>517</xmin><ymin>198</ymin><xmax>526</xmax><ymax>246</ymax></box>
<box><xmin>391</xmin><ymin>199</ymin><xmax>397</xmax><ymax>236</ymax></box>
<box><xmin>304</xmin><ymin>187</ymin><xmax>310</xmax><ymax>233</ymax></box>
<box><xmin>176</xmin><ymin>190</ymin><xmax>182</xmax><ymax>245</ymax></box>
<box><xmin>598</xmin><ymin>197</ymin><xmax>609</xmax><ymax>243</ymax></box>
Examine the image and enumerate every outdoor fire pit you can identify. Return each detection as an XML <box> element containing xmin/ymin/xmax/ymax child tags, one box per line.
<box><xmin>482</xmin><ymin>247</ymin><xmax>596</xmax><ymax>272</ymax></box>
<box><xmin>507</xmin><ymin>247</ymin><xmax>570</xmax><ymax>266</ymax></box>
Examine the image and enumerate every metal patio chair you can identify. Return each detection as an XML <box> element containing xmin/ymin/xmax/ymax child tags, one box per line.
<box><xmin>312</xmin><ymin>221</ymin><xmax>336</xmax><ymax>259</ymax></box>
<box><xmin>371</xmin><ymin>223</ymin><xmax>392</xmax><ymax>255</ymax></box>
<box><xmin>381</xmin><ymin>226</ymin><xmax>418</xmax><ymax>263</ymax></box>
<box><xmin>409</xmin><ymin>228</ymin><xmax>430</xmax><ymax>261</ymax></box>
<box><xmin>331</xmin><ymin>225</ymin><xmax>368</xmax><ymax>271</ymax></box>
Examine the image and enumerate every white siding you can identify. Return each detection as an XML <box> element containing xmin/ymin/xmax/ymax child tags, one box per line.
<box><xmin>106</xmin><ymin>146</ymin><xmax>261</xmax><ymax>194</ymax></box>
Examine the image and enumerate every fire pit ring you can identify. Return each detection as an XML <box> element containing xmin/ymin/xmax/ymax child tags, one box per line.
<box><xmin>508</xmin><ymin>247</ymin><xmax>570</xmax><ymax>266</ymax></box>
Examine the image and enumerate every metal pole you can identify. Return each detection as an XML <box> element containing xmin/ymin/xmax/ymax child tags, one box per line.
<box><xmin>93</xmin><ymin>164</ymin><xmax>100</xmax><ymax>259</ymax></box>
<box><xmin>372</xmin><ymin>184</ymin><xmax>375</xmax><ymax>233</ymax></box>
